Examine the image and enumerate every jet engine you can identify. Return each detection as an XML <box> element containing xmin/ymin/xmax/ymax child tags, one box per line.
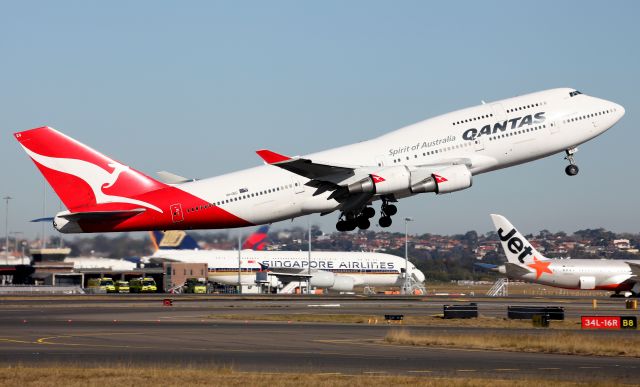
<box><xmin>346</xmin><ymin>165</ymin><xmax>472</xmax><ymax>196</ymax></box>
<box><xmin>331</xmin><ymin>276</ymin><xmax>355</xmax><ymax>292</ymax></box>
<box><xmin>347</xmin><ymin>166</ymin><xmax>410</xmax><ymax>195</ymax></box>
<box><xmin>309</xmin><ymin>270</ymin><xmax>336</xmax><ymax>288</ymax></box>
<box><xmin>410</xmin><ymin>165</ymin><xmax>472</xmax><ymax>194</ymax></box>
<box><xmin>307</xmin><ymin>271</ymin><xmax>355</xmax><ymax>292</ymax></box>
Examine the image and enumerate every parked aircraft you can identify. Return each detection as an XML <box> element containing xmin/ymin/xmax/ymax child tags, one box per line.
<box><xmin>145</xmin><ymin>229</ymin><xmax>425</xmax><ymax>293</ymax></box>
<box><xmin>15</xmin><ymin>88</ymin><xmax>624</xmax><ymax>233</ymax></box>
<box><xmin>487</xmin><ymin>214</ymin><xmax>640</xmax><ymax>297</ymax></box>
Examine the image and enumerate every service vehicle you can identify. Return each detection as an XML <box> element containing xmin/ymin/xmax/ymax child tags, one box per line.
<box><xmin>87</xmin><ymin>277</ymin><xmax>116</xmax><ymax>293</ymax></box>
<box><xmin>129</xmin><ymin>277</ymin><xmax>157</xmax><ymax>293</ymax></box>
<box><xmin>114</xmin><ymin>280</ymin><xmax>130</xmax><ymax>293</ymax></box>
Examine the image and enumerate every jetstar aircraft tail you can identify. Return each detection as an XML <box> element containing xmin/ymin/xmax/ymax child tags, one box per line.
<box><xmin>490</xmin><ymin>214</ymin><xmax>548</xmax><ymax>265</ymax></box>
<box><xmin>14</xmin><ymin>127</ymin><xmax>167</xmax><ymax>213</ymax></box>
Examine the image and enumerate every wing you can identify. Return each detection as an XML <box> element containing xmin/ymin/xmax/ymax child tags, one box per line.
<box><xmin>260</xmin><ymin>265</ymin><xmax>313</xmax><ymax>282</ymax></box>
<box><xmin>256</xmin><ymin>148</ymin><xmax>473</xmax><ymax>215</ymax></box>
<box><xmin>255</xmin><ymin>149</ymin><xmax>356</xmax><ymax>180</ymax></box>
<box><xmin>156</xmin><ymin>171</ymin><xmax>194</xmax><ymax>184</ymax></box>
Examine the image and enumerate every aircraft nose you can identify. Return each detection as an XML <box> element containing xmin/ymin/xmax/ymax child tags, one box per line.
<box><xmin>616</xmin><ymin>103</ymin><xmax>625</xmax><ymax>118</ymax></box>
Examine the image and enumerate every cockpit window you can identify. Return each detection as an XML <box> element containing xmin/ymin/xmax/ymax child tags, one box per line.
<box><xmin>569</xmin><ymin>90</ymin><xmax>582</xmax><ymax>97</ymax></box>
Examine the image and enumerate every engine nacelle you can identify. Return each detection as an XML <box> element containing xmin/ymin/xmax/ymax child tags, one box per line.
<box><xmin>309</xmin><ymin>270</ymin><xmax>336</xmax><ymax>288</ymax></box>
<box><xmin>410</xmin><ymin>165</ymin><xmax>472</xmax><ymax>194</ymax></box>
<box><xmin>331</xmin><ymin>276</ymin><xmax>355</xmax><ymax>292</ymax></box>
<box><xmin>347</xmin><ymin>166</ymin><xmax>411</xmax><ymax>195</ymax></box>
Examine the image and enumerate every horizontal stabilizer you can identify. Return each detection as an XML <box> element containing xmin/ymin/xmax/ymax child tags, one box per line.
<box><xmin>58</xmin><ymin>208</ymin><xmax>146</xmax><ymax>221</ymax></box>
<box><xmin>473</xmin><ymin>262</ymin><xmax>500</xmax><ymax>272</ymax></box>
<box><xmin>626</xmin><ymin>262</ymin><xmax>640</xmax><ymax>277</ymax></box>
<box><xmin>505</xmin><ymin>262</ymin><xmax>533</xmax><ymax>277</ymax></box>
<box><xmin>31</xmin><ymin>217</ymin><xmax>54</xmax><ymax>222</ymax></box>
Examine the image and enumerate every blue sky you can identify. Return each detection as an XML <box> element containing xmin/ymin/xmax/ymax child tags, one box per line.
<box><xmin>1</xmin><ymin>1</ymin><xmax>638</xmax><ymax>240</ymax></box>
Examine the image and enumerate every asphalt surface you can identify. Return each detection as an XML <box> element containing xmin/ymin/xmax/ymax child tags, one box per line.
<box><xmin>0</xmin><ymin>295</ymin><xmax>638</xmax><ymax>381</ymax></box>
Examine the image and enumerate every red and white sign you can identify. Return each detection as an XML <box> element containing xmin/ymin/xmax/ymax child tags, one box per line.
<box><xmin>580</xmin><ymin>316</ymin><xmax>636</xmax><ymax>329</ymax></box>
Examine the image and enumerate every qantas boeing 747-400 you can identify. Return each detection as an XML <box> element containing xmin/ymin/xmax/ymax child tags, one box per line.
<box><xmin>15</xmin><ymin>88</ymin><xmax>624</xmax><ymax>233</ymax></box>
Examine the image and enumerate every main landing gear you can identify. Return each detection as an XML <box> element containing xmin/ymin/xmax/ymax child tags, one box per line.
<box><xmin>335</xmin><ymin>200</ymin><xmax>399</xmax><ymax>232</ymax></box>
<box><xmin>564</xmin><ymin>147</ymin><xmax>579</xmax><ymax>176</ymax></box>
<box><xmin>378</xmin><ymin>201</ymin><xmax>397</xmax><ymax>228</ymax></box>
<box><xmin>336</xmin><ymin>206</ymin><xmax>376</xmax><ymax>232</ymax></box>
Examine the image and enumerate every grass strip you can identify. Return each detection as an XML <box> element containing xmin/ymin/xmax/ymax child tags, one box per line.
<box><xmin>385</xmin><ymin>329</ymin><xmax>640</xmax><ymax>357</ymax></box>
<box><xmin>0</xmin><ymin>365</ymin><xmax>618</xmax><ymax>386</ymax></box>
<box><xmin>210</xmin><ymin>313</ymin><xmax>582</xmax><ymax>329</ymax></box>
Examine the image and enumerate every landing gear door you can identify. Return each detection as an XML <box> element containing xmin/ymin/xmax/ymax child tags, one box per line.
<box><xmin>170</xmin><ymin>203</ymin><xmax>184</xmax><ymax>223</ymax></box>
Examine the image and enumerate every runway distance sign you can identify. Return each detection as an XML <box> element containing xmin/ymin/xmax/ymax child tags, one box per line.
<box><xmin>581</xmin><ymin>316</ymin><xmax>637</xmax><ymax>330</ymax></box>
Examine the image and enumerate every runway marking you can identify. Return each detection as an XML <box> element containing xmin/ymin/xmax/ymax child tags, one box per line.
<box><xmin>578</xmin><ymin>366</ymin><xmax>601</xmax><ymax>369</ymax></box>
<box><xmin>315</xmin><ymin>373</ymin><xmax>343</xmax><ymax>376</ymax></box>
<box><xmin>456</xmin><ymin>369</ymin><xmax>476</xmax><ymax>372</ymax></box>
<box><xmin>538</xmin><ymin>367</ymin><xmax>561</xmax><ymax>370</ymax></box>
<box><xmin>363</xmin><ymin>371</ymin><xmax>386</xmax><ymax>374</ymax></box>
<box><xmin>493</xmin><ymin>368</ymin><xmax>520</xmax><ymax>371</ymax></box>
<box><xmin>407</xmin><ymin>370</ymin><xmax>432</xmax><ymax>373</ymax></box>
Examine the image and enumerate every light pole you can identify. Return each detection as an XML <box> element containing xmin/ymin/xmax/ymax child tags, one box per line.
<box><xmin>3</xmin><ymin>196</ymin><xmax>12</xmax><ymax>264</ymax></box>
<box><xmin>237</xmin><ymin>233</ymin><xmax>242</xmax><ymax>294</ymax></box>
<box><xmin>307</xmin><ymin>217</ymin><xmax>312</xmax><ymax>295</ymax></box>
<box><xmin>403</xmin><ymin>217</ymin><xmax>414</xmax><ymax>295</ymax></box>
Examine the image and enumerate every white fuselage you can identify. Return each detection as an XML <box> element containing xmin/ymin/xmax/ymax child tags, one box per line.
<box><xmin>519</xmin><ymin>259</ymin><xmax>638</xmax><ymax>292</ymax></box>
<box><xmin>149</xmin><ymin>249</ymin><xmax>424</xmax><ymax>288</ymax></box>
<box><xmin>176</xmin><ymin>88</ymin><xmax>624</xmax><ymax>225</ymax></box>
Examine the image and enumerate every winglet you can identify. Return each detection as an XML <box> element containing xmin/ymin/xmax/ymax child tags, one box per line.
<box><xmin>256</xmin><ymin>149</ymin><xmax>291</xmax><ymax>164</ymax></box>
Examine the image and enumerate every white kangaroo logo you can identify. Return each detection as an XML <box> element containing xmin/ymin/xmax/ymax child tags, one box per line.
<box><xmin>22</xmin><ymin>146</ymin><xmax>163</xmax><ymax>213</ymax></box>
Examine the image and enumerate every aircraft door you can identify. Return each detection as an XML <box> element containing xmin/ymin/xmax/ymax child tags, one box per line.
<box><xmin>170</xmin><ymin>203</ymin><xmax>184</xmax><ymax>223</ymax></box>
<box><xmin>474</xmin><ymin>138</ymin><xmax>485</xmax><ymax>151</ymax></box>
<box><xmin>293</xmin><ymin>178</ymin><xmax>305</xmax><ymax>194</ymax></box>
<box><xmin>491</xmin><ymin>103</ymin><xmax>507</xmax><ymax>122</ymax></box>
<box><xmin>549</xmin><ymin>120</ymin><xmax>561</xmax><ymax>134</ymax></box>
<box><xmin>375</xmin><ymin>155</ymin><xmax>386</xmax><ymax>167</ymax></box>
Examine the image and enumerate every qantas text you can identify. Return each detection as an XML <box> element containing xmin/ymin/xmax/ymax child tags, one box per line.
<box><xmin>462</xmin><ymin>112</ymin><xmax>546</xmax><ymax>141</ymax></box>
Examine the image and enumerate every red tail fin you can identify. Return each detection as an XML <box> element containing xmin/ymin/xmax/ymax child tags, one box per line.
<box><xmin>15</xmin><ymin>127</ymin><xmax>166</xmax><ymax>212</ymax></box>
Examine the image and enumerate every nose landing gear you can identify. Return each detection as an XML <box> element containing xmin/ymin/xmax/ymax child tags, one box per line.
<box><xmin>564</xmin><ymin>147</ymin><xmax>579</xmax><ymax>176</ymax></box>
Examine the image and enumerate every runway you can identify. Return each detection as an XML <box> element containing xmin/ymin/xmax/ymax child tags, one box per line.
<box><xmin>0</xmin><ymin>295</ymin><xmax>638</xmax><ymax>381</ymax></box>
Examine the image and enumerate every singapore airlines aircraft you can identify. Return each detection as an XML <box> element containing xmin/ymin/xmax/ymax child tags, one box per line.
<box><xmin>15</xmin><ymin>88</ymin><xmax>624</xmax><ymax>233</ymax></box>
<box><xmin>489</xmin><ymin>214</ymin><xmax>640</xmax><ymax>297</ymax></box>
<box><xmin>145</xmin><ymin>230</ymin><xmax>425</xmax><ymax>293</ymax></box>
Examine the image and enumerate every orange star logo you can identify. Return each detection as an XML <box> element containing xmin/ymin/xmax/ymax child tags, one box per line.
<box><xmin>527</xmin><ymin>257</ymin><xmax>553</xmax><ymax>279</ymax></box>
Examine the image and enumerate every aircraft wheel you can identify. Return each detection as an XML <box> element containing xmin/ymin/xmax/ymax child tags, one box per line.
<box><xmin>336</xmin><ymin>220</ymin><xmax>348</xmax><ymax>232</ymax></box>
<box><xmin>344</xmin><ymin>220</ymin><xmax>357</xmax><ymax>231</ymax></box>
<box><xmin>362</xmin><ymin>207</ymin><xmax>375</xmax><ymax>219</ymax></box>
<box><xmin>565</xmin><ymin>164</ymin><xmax>579</xmax><ymax>176</ymax></box>
<box><xmin>357</xmin><ymin>217</ymin><xmax>370</xmax><ymax>230</ymax></box>
<box><xmin>384</xmin><ymin>204</ymin><xmax>397</xmax><ymax>216</ymax></box>
<box><xmin>379</xmin><ymin>216</ymin><xmax>392</xmax><ymax>228</ymax></box>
